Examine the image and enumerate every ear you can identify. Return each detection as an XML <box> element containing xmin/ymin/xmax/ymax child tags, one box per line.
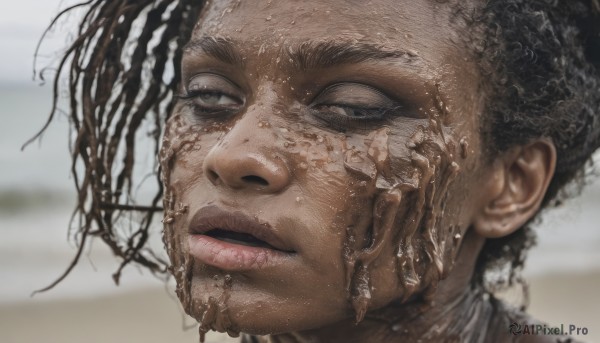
<box><xmin>473</xmin><ymin>140</ymin><xmax>556</xmax><ymax>238</ymax></box>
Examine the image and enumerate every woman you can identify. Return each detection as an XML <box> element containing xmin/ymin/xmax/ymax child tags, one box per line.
<box><xmin>34</xmin><ymin>0</ymin><xmax>600</xmax><ymax>342</ymax></box>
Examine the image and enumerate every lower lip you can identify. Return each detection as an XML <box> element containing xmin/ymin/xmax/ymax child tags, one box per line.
<box><xmin>188</xmin><ymin>234</ymin><xmax>291</xmax><ymax>271</ymax></box>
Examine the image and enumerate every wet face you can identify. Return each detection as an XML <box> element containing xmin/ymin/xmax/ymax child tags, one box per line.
<box><xmin>160</xmin><ymin>0</ymin><xmax>486</xmax><ymax>337</ymax></box>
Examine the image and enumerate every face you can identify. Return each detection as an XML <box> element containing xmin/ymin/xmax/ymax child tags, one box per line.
<box><xmin>160</xmin><ymin>0</ymin><xmax>486</xmax><ymax>336</ymax></box>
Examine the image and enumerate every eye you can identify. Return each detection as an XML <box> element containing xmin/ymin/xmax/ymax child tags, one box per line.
<box><xmin>309</xmin><ymin>83</ymin><xmax>404</xmax><ymax>130</ymax></box>
<box><xmin>195</xmin><ymin>92</ymin><xmax>239</xmax><ymax>106</ymax></box>
<box><xmin>179</xmin><ymin>73</ymin><xmax>245</xmax><ymax>117</ymax></box>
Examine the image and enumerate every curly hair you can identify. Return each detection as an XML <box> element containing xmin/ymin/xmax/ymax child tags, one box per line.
<box><xmin>28</xmin><ymin>0</ymin><xmax>600</xmax><ymax>296</ymax></box>
<box><xmin>473</xmin><ymin>0</ymin><xmax>600</xmax><ymax>295</ymax></box>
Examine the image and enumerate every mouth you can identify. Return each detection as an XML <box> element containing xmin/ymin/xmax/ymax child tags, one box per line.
<box><xmin>203</xmin><ymin>228</ymin><xmax>279</xmax><ymax>250</ymax></box>
<box><xmin>187</xmin><ymin>205</ymin><xmax>294</xmax><ymax>271</ymax></box>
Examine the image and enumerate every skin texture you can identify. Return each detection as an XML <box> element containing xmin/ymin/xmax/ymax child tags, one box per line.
<box><xmin>160</xmin><ymin>0</ymin><xmax>560</xmax><ymax>342</ymax></box>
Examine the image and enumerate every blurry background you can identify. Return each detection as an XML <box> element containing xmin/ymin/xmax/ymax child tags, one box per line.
<box><xmin>0</xmin><ymin>1</ymin><xmax>599</xmax><ymax>342</ymax></box>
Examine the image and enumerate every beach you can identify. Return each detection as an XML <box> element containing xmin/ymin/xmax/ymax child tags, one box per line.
<box><xmin>0</xmin><ymin>25</ymin><xmax>598</xmax><ymax>343</ymax></box>
<box><xmin>2</xmin><ymin>2</ymin><xmax>599</xmax><ymax>341</ymax></box>
<box><xmin>1</xmin><ymin>84</ymin><xmax>599</xmax><ymax>342</ymax></box>
<box><xmin>1</xmin><ymin>272</ymin><xmax>598</xmax><ymax>343</ymax></box>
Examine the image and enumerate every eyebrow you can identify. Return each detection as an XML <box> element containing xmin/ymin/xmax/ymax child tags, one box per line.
<box><xmin>184</xmin><ymin>36</ymin><xmax>244</xmax><ymax>66</ymax></box>
<box><xmin>287</xmin><ymin>41</ymin><xmax>419</xmax><ymax>69</ymax></box>
<box><xmin>184</xmin><ymin>36</ymin><xmax>420</xmax><ymax>70</ymax></box>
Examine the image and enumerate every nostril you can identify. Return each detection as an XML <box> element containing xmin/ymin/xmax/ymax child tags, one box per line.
<box><xmin>241</xmin><ymin>175</ymin><xmax>269</xmax><ymax>186</ymax></box>
<box><xmin>208</xmin><ymin>170</ymin><xmax>220</xmax><ymax>183</ymax></box>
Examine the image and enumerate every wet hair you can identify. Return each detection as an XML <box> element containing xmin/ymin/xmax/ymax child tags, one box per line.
<box><xmin>26</xmin><ymin>0</ymin><xmax>205</xmax><ymax>292</ymax></box>
<box><xmin>29</xmin><ymin>0</ymin><xmax>600</xmax><ymax>296</ymax></box>
<box><xmin>471</xmin><ymin>0</ymin><xmax>600</xmax><ymax>296</ymax></box>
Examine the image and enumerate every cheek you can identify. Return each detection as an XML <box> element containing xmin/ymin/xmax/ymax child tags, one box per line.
<box><xmin>159</xmin><ymin>108</ymin><xmax>470</xmax><ymax>329</ymax></box>
<box><xmin>160</xmin><ymin>113</ymin><xmax>226</xmax><ymax>324</ymax></box>
<box><xmin>343</xmin><ymin>120</ymin><xmax>468</xmax><ymax>314</ymax></box>
<box><xmin>160</xmin><ymin>117</ymin><xmax>373</xmax><ymax>331</ymax></box>
<box><xmin>160</xmin><ymin>113</ymin><xmax>228</xmax><ymax>205</ymax></box>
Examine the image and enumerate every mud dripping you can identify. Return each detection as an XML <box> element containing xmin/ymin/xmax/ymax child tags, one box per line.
<box><xmin>196</xmin><ymin>275</ymin><xmax>238</xmax><ymax>342</ymax></box>
<box><xmin>160</xmin><ymin>114</ymin><xmax>238</xmax><ymax>342</ymax></box>
<box><xmin>160</xmin><ymin>114</ymin><xmax>198</xmax><ymax>323</ymax></box>
<box><xmin>341</xmin><ymin>113</ymin><xmax>462</xmax><ymax>322</ymax></box>
<box><xmin>396</xmin><ymin>117</ymin><xmax>461</xmax><ymax>303</ymax></box>
<box><xmin>342</xmin><ymin>128</ymin><xmax>403</xmax><ymax>322</ymax></box>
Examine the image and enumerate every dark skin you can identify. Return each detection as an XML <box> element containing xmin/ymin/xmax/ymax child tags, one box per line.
<box><xmin>160</xmin><ymin>0</ymin><xmax>558</xmax><ymax>342</ymax></box>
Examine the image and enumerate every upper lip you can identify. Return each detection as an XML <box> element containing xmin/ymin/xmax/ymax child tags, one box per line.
<box><xmin>188</xmin><ymin>205</ymin><xmax>294</xmax><ymax>252</ymax></box>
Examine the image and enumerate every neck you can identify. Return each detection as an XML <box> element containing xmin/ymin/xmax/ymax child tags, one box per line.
<box><xmin>261</xmin><ymin>231</ymin><xmax>492</xmax><ymax>343</ymax></box>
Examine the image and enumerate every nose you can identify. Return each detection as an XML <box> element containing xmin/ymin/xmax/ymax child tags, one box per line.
<box><xmin>203</xmin><ymin>140</ymin><xmax>291</xmax><ymax>193</ymax></box>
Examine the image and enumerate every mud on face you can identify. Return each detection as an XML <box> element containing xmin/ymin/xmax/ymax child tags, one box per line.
<box><xmin>341</xmin><ymin>110</ymin><xmax>462</xmax><ymax>323</ymax></box>
<box><xmin>158</xmin><ymin>0</ymin><xmax>482</xmax><ymax>339</ymax></box>
<box><xmin>160</xmin><ymin>98</ymin><xmax>466</xmax><ymax>340</ymax></box>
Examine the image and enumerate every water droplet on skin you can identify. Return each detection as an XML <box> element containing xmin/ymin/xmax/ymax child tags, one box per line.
<box><xmin>295</xmin><ymin>196</ymin><xmax>303</xmax><ymax>203</ymax></box>
<box><xmin>317</xmin><ymin>136</ymin><xmax>324</xmax><ymax>143</ymax></box>
<box><xmin>266</xmin><ymin>15</ymin><xmax>272</xmax><ymax>21</ymax></box>
<box><xmin>454</xmin><ymin>233</ymin><xmax>461</xmax><ymax>240</ymax></box>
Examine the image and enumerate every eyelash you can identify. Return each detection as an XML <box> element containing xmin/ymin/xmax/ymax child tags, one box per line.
<box><xmin>177</xmin><ymin>90</ymin><xmax>242</xmax><ymax>119</ymax></box>
<box><xmin>176</xmin><ymin>84</ymin><xmax>405</xmax><ymax>131</ymax></box>
<box><xmin>310</xmin><ymin>105</ymin><xmax>400</xmax><ymax>131</ymax></box>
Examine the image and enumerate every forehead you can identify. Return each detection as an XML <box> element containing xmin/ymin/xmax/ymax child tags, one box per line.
<box><xmin>188</xmin><ymin>0</ymin><xmax>483</xmax><ymax>128</ymax></box>
<box><xmin>196</xmin><ymin>0</ymin><xmax>465</xmax><ymax>63</ymax></box>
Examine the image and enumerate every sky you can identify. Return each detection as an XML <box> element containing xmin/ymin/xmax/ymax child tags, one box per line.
<box><xmin>0</xmin><ymin>0</ymin><xmax>77</xmax><ymax>84</ymax></box>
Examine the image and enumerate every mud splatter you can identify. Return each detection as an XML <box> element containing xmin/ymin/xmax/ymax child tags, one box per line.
<box><xmin>459</xmin><ymin>137</ymin><xmax>469</xmax><ymax>159</ymax></box>
<box><xmin>395</xmin><ymin>120</ymin><xmax>461</xmax><ymax>303</ymax></box>
<box><xmin>340</xmin><ymin>110</ymin><xmax>462</xmax><ymax>321</ymax></box>
<box><xmin>197</xmin><ymin>275</ymin><xmax>238</xmax><ymax>342</ymax></box>
<box><xmin>160</xmin><ymin>114</ymin><xmax>238</xmax><ymax>341</ymax></box>
<box><xmin>351</xmin><ymin>189</ymin><xmax>402</xmax><ymax>323</ymax></box>
<box><xmin>160</xmin><ymin>114</ymin><xmax>199</xmax><ymax>325</ymax></box>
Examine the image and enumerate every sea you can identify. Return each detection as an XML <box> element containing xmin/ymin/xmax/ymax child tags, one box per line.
<box><xmin>1</xmin><ymin>83</ymin><xmax>600</xmax><ymax>305</ymax></box>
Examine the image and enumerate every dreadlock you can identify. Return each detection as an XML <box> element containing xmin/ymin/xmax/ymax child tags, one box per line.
<box><xmin>26</xmin><ymin>0</ymin><xmax>205</xmax><ymax>293</ymax></box>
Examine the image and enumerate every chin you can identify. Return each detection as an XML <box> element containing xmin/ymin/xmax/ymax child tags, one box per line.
<box><xmin>183</xmin><ymin>273</ymin><xmax>351</xmax><ymax>336</ymax></box>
